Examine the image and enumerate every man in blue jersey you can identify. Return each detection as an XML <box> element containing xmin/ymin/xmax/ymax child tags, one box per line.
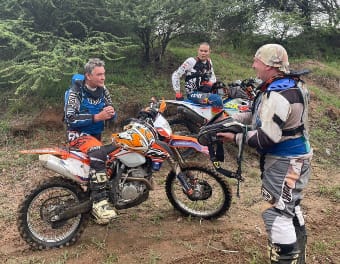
<box><xmin>65</xmin><ymin>58</ymin><xmax>118</xmax><ymax>224</ymax></box>
<box><xmin>217</xmin><ymin>44</ymin><xmax>312</xmax><ymax>264</ymax></box>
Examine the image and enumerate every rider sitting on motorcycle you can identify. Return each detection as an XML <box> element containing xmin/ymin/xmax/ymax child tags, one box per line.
<box><xmin>64</xmin><ymin>58</ymin><xmax>118</xmax><ymax>224</ymax></box>
<box><xmin>171</xmin><ymin>42</ymin><xmax>224</xmax><ymax>116</ymax></box>
<box><xmin>171</xmin><ymin>42</ymin><xmax>254</xmax><ymax>116</ymax></box>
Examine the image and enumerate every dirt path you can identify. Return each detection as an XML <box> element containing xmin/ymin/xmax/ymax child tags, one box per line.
<box><xmin>0</xmin><ymin>133</ymin><xmax>339</xmax><ymax>264</ymax></box>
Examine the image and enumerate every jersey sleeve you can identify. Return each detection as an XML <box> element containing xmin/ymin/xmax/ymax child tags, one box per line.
<box><xmin>65</xmin><ymin>87</ymin><xmax>94</xmax><ymax>129</ymax></box>
<box><xmin>103</xmin><ymin>87</ymin><xmax>117</xmax><ymax>120</ymax></box>
<box><xmin>171</xmin><ymin>57</ymin><xmax>196</xmax><ymax>92</ymax></box>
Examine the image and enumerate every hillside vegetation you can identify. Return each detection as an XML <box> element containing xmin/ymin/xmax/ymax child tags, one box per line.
<box><xmin>1</xmin><ymin>45</ymin><xmax>339</xmax><ymax>166</ymax></box>
<box><xmin>0</xmin><ymin>46</ymin><xmax>339</xmax><ymax>264</ymax></box>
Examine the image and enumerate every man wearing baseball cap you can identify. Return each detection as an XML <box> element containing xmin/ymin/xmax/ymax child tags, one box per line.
<box><xmin>217</xmin><ymin>44</ymin><xmax>312</xmax><ymax>263</ymax></box>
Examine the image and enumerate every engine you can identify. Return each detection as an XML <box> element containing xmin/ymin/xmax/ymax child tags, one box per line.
<box><xmin>116</xmin><ymin>166</ymin><xmax>151</xmax><ymax>208</ymax></box>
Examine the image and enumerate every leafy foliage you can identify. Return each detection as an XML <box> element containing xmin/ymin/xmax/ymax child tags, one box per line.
<box><xmin>0</xmin><ymin>0</ymin><xmax>339</xmax><ymax>107</ymax></box>
<box><xmin>0</xmin><ymin>19</ymin><xmax>134</xmax><ymax>96</ymax></box>
<box><xmin>110</xmin><ymin>0</ymin><xmax>208</xmax><ymax>62</ymax></box>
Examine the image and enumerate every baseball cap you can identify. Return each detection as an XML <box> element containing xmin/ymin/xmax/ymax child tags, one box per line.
<box><xmin>254</xmin><ymin>44</ymin><xmax>290</xmax><ymax>73</ymax></box>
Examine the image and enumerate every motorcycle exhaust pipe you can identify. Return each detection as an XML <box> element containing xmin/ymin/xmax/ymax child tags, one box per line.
<box><xmin>39</xmin><ymin>154</ymin><xmax>85</xmax><ymax>183</ymax></box>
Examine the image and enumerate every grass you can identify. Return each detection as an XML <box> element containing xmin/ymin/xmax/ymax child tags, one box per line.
<box><xmin>309</xmin><ymin>85</ymin><xmax>340</xmax><ymax>109</ymax></box>
<box><xmin>0</xmin><ymin>45</ymin><xmax>339</xmax><ymax>264</ymax></box>
<box><xmin>318</xmin><ymin>185</ymin><xmax>340</xmax><ymax>202</ymax></box>
<box><xmin>309</xmin><ymin>240</ymin><xmax>335</xmax><ymax>256</ymax></box>
<box><xmin>149</xmin><ymin>250</ymin><xmax>162</xmax><ymax>263</ymax></box>
<box><xmin>5</xmin><ymin>257</ymin><xmax>46</xmax><ymax>264</ymax></box>
<box><xmin>246</xmin><ymin>246</ymin><xmax>266</xmax><ymax>264</ymax></box>
<box><xmin>91</xmin><ymin>237</ymin><xmax>107</xmax><ymax>250</ymax></box>
<box><xmin>231</xmin><ymin>229</ymin><xmax>243</xmax><ymax>243</ymax></box>
<box><xmin>102</xmin><ymin>253</ymin><xmax>119</xmax><ymax>264</ymax></box>
<box><xmin>146</xmin><ymin>230</ymin><xmax>163</xmax><ymax>241</ymax></box>
<box><xmin>150</xmin><ymin>212</ymin><xmax>165</xmax><ymax>225</ymax></box>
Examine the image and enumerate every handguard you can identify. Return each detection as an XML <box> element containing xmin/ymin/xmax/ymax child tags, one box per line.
<box><xmin>197</xmin><ymin>110</ymin><xmax>246</xmax><ymax>146</ymax></box>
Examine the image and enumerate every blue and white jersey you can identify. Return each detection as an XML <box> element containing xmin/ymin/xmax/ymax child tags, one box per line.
<box><xmin>65</xmin><ymin>82</ymin><xmax>115</xmax><ymax>136</ymax></box>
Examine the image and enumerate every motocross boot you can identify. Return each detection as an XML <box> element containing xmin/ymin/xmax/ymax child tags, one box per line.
<box><xmin>294</xmin><ymin>224</ymin><xmax>307</xmax><ymax>264</ymax></box>
<box><xmin>293</xmin><ymin>206</ymin><xmax>307</xmax><ymax>264</ymax></box>
<box><xmin>268</xmin><ymin>241</ymin><xmax>300</xmax><ymax>264</ymax></box>
<box><xmin>90</xmin><ymin>171</ymin><xmax>117</xmax><ymax>225</ymax></box>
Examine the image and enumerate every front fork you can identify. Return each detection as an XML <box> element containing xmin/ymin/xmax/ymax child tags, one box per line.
<box><xmin>166</xmin><ymin>150</ymin><xmax>194</xmax><ymax>195</ymax></box>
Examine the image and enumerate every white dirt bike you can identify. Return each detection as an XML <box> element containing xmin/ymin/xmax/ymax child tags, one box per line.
<box><xmin>166</xmin><ymin>78</ymin><xmax>259</xmax><ymax>136</ymax></box>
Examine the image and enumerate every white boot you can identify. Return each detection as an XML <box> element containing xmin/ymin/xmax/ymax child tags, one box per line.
<box><xmin>92</xmin><ymin>199</ymin><xmax>118</xmax><ymax>225</ymax></box>
<box><xmin>90</xmin><ymin>171</ymin><xmax>117</xmax><ymax>224</ymax></box>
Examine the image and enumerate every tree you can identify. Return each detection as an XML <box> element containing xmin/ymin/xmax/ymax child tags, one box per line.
<box><xmin>0</xmin><ymin>0</ymin><xmax>127</xmax><ymax>39</ymax></box>
<box><xmin>110</xmin><ymin>0</ymin><xmax>210</xmax><ymax>62</ymax></box>
<box><xmin>216</xmin><ymin>0</ymin><xmax>260</xmax><ymax>48</ymax></box>
<box><xmin>0</xmin><ymin>19</ymin><xmax>132</xmax><ymax>95</ymax></box>
<box><xmin>257</xmin><ymin>0</ymin><xmax>339</xmax><ymax>31</ymax></box>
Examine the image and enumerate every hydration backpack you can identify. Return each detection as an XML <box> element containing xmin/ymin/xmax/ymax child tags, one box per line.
<box><xmin>63</xmin><ymin>73</ymin><xmax>85</xmax><ymax>122</ymax></box>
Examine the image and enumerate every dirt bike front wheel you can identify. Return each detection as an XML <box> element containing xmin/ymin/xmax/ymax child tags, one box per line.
<box><xmin>17</xmin><ymin>177</ymin><xmax>90</xmax><ymax>250</ymax></box>
<box><xmin>165</xmin><ymin>163</ymin><xmax>232</xmax><ymax>219</ymax></box>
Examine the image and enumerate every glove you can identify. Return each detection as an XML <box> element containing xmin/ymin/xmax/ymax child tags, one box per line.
<box><xmin>175</xmin><ymin>92</ymin><xmax>184</xmax><ymax>100</ymax></box>
<box><xmin>212</xmin><ymin>81</ymin><xmax>226</xmax><ymax>90</ymax></box>
<box><xmin>211</xmin><ymin>81</ymin><xmax>226</xmax><ymax>95</ymax></box>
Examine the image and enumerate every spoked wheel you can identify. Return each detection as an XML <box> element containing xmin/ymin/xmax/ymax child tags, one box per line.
<box><xmin>17</xmin><ymin>177</ymin><xmax>90</xmax><ymax>250</ymax></box>
<box><xmin>165</xmin><ymin>163</ymin><xmax>232</xmax><ymax>219</ymax></box>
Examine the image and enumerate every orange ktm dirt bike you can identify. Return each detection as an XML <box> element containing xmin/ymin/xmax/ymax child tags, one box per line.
<box><xmin>17</xmin><ymin>100</ymin><xmax>232</xmax><ymax>250</ymax></box>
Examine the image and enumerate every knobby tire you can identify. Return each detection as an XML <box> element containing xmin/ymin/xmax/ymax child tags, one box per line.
<box><xmin>17</xmin><ymin>177</ymin><xmax>90</xmax><ymax>250</ymax></box>
<box><xmin>165</xmin><ymin>163</ymin><xmax>232</xmax><ymax>219</ymax></box>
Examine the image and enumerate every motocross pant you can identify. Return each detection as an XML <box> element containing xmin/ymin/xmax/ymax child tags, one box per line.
<box><xmin>260</xmin><ymin>154</ymin><xmax>311</xmax><ymax>263</ymax></box>
<box><xmin>68</xmin><ymin>132</ymin><xmax>118</xmax><ymax>202</ymax></box>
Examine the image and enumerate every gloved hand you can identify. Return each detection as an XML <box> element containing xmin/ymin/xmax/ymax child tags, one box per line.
<box><xmin>175</xmin><ymin>92</ymin><xmax>184</xmax><ymax>101</ymax></box>
<box><xmin>211</xmin><ymin>81</ymin><xmax>226</xmax><ymax>95</ymax></box>
<box><xmin>212</xmin><ymin>81</ymin><xmax>226</xmax><ymax>90</ymax></box>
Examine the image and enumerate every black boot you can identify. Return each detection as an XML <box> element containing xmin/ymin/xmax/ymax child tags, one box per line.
<box><xmin>293</xmin><ymin>219</ymin><xmax>307</xmax><ymax>264</ymax></box>
<box><xmin>268</xmin><ymin>241</ymin><xmax>300</xmax><ymax>264</ymax></box>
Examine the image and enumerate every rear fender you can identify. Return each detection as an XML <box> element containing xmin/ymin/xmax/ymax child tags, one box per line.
<box><xmin>169</xmin><ymin>135</ymin><xmax>209</xmax><ymax>155</ymax></box>
<box><xmin>19</xmin><ymin>147</ymin><xmax>90</xmax><ymax>164</ymax></box>
<box><xmin>166</xmin><ymin>99</ymin><xmax>212</xmax><ymax>120</ymax></box>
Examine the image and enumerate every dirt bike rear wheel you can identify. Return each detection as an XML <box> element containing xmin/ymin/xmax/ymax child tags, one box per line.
<box><xmin>17</xmin><ymin>177</ymin><xmax>90</xmax><ymax>250</ymax></box>
<box><xmin>165</xmin><ymin>163</ymin><xmax>232</xmax><ymax>219</ymax></box>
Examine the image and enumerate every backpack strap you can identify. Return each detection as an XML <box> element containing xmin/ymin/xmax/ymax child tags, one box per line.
<box><xmin>63</xmin><ymin>79</ymin><xmax>84</xmax><ymax>122</ymax></box>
